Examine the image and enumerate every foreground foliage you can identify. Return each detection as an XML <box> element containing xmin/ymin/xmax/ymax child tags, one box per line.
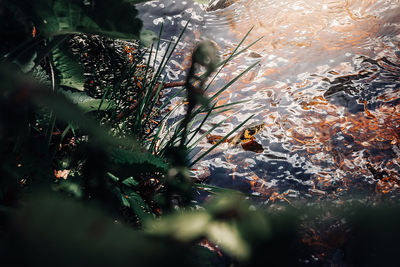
<box><xmin>2</xmin><ymin>1</ymin><xmax>400</xmax><ymax>266</ymax></box>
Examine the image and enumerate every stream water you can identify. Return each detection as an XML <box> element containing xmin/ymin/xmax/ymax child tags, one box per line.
<box><xmin>138</xmin><ymin>0</ymin><xmax>400</xmax><ymax>203</ymax></box>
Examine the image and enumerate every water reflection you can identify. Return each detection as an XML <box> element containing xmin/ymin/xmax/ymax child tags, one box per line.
<box><xmin>139</xmin><ymin>0</ymin><xmax>400</xmax><ymax>201</ymax></box>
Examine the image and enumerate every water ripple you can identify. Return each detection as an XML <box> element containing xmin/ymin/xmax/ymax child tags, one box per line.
<box><xmin>139</xmin><ymin>0</ymin><xmax>400</xmax><ymax>201</ymax></box>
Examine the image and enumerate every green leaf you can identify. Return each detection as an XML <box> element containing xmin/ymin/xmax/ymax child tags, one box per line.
<box><xmin>140</xmin><ymin>30</ymin><xmax>158</xmax><ymax>47</ymax></box>
<box><xmin>106</xmin><ymin>172</ymin><xmax>119</xmax><ymax>182</ymax></box>
<box><xmin>53</xmin><ymin>180</ymin><xmax>83</xmax><ymax>198</ymax></box>
<box><xmin>33</xmin><ymin>89</ymin><xmax>124</xmax><ymax>146</ymax></box>
<box><xmin>4</xmin><ymin>0</ymin><xmax>146</xmax><ymax>39</ymax></box>
<box><xmin>32</xmin><ymin>65</ymin><xmax>51</xmax><ymax>87</ymax></box>
<box><xmin>207</xmin><ymin>221</ymin><xmax>250</xmax><ymax>260</ymax></box>
<box><xmin>108</xmin><ymin>148</ymin><xmax>169</xmax><ymax>178</ymax></box>
<box><xmin>145</xmin><ymin>209</ymin><xmax>250</xmax><ymax>259</ymax></box>
<box><xmin>128</xmin><ymin>191</ymin><xmax>153</xmax><ymax>222</ymax></box>
<box><xmin>52</xmin><ymin>45</ymin><xmax>85</xmax><ymax>91</ymax></box>
<box><xmin>60</xmin><ymin>90</ymin><xmax>113</xmax><ymax>112</ymax></box>
<box><xmin>14</xmin><ymin>194</ymin><xmax>190</xmax><ymax>266</ymax></box>
<box><xmin>120</xmin><ymin>194</ymin><xmax>131</xmax><ymax>207</ymax></box>
<box><xmin>146</xmin><ymin>212</ymin><xmax>212</xmax><ymax>242</ymax></box>
<box><xmin>16</xmin><ymin>51</ymin><xmax>37</xmax><ymax>73</ymax></box>
<box><xmin>122</xmin><ymin>177</ymin><xmax>139</xmax><ymax>187</ymax></box>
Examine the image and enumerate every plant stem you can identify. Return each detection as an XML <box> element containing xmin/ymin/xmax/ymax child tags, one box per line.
<box><xmin>114</xmin><ymin>81</ymin><xmax>185</xmax><ymax>122</ymax></box>
<box><xmin>45</xmin><ymin>51</ymin><xmax>57</xmax><ymax>148</ymax></box>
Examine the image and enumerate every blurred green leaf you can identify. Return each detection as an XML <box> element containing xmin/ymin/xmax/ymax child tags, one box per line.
<box><xmin>140</xmin><ymin>30</ymin><xmax>158</xmax><ymax>47</ymax></box>
<box><xmin>31</xmin><ymin>65</ymin><xmax>51</xmax><ymax>87</ymax></box>
<box><xmin>127</xmin><ymin>191</ymin><xmax>153</xmax><ymax>222</ymax></box>
<box><xmin>6</xmin><ymin>194</ymin><xmax>193</xmax><ymax>266</ymax></box>
<box><xmin>146</xmin><ymin>211</ymin><xmax>212</xmax><ymax>242</ymax></box>
<box><xmin>35</xmin><ymin>89</ymin><xmax>120</xmax><ymax>145</ymax></box>
<box><xmin>53</xmin><ymin>179</ymin><xmax>83</xmax><ymax>198</ymax></box>
<box><xmin>16</xmin><ymin>51</ymin><xmax>37</xmax><ymax>73</ymax></box>
<box><xmin>3</xmin><ymin>0</ymin><xmax>146</xmax><ymax>39</ymax></box>
<box><xmin>60</xmin><ymin>90</ymin><xmax>113</xmax><ymax>112</ymax></box>
<box><xmin>108</xmin><ymin>148</ymin><xmax>168</xmax><ymax>178</ymax></box>
<box><xmin>120</xmin><ymin>193</ymin><xmax>130</xmax><ymax>207</ymax></box>
<box><xmin>144</xmin><ymin>194</ymin><xmax>277</xmax><ymax>261</ymax></box>
<box><xmin>207</xmin><ymin>221</ymin><xmax>250</xmax><ymax>260</ymax></box>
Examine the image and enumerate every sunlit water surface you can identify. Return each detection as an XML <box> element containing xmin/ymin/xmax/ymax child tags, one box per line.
<box><xmin>138</xmin><ymin>0</ymin><xmax>400</xmax><ymax>203</ymax></box>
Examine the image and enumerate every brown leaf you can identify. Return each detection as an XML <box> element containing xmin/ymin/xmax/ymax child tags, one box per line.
<box><xmin>241</xmin><ymin>140</ymin><xmax>263</xmax><ymax>153</ymax></box>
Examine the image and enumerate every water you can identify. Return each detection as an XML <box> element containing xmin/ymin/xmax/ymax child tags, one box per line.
<box><xmin>138</xmin><ymin>0</ymin><xmax>400</xmax><ymax>203</ymax></box>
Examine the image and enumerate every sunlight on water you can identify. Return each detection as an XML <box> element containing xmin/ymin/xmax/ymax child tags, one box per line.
<box><xmin>139</xmin><ymin>0</ymin><xmax>400</xmax><ymax>202</ymax></box>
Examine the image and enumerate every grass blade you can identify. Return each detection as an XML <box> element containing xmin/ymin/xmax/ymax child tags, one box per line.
<box><xmin>189</xmin><ymin>114</ymin><xmax>254</xmax><ymax>167</ymax></box>
<box><xmin>213</xmin><ymin>99</ymin><xmax>251</xmax><ymax>111</ymax></box>
<box><xmin>185</xmin><ymin>102</ymin><xmax>216</xmax><ymax>146</ymax></box>
<box><xmin>187</xmin><ymin>113</ymin><xmax>233</xmax><ymax>150</ymax></box>
<box><xmin>97</xmin><ymin>86</ymin><xmax>110</xmax><ymax>111</ymax></box>
<box><xmin>208</xmin><ymin>61</ymin><xmax>260</xmax><ymax>104</ymax></box>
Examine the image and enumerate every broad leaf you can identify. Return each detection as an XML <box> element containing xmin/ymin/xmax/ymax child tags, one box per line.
<box><xmin>3</xmin><ymin>0</ymin><xmax>148</xmax><ymax>40</ymax></box>
<box><xmin>140</xmin><ymin>30</ymin><xmax>158</xmax><ymax>47</ymax></box>
<box><xmin>52</xmin><ymin>44</ymin><xmax>85</xmax><ymax>91</ymax></box>
<box><xmin>60</xmin><ymin>90</ymin><xmax>113</xmax><ymax>112</ymax></box>
<box><xmin>108</xmin><ymin>148</ymin><xmax>169</xmax><ymax>178</ymax></box>
<box><xmin>128</xmin><ymin>191</ymin><xmax>153</xmax><ymax>222</ymax></box>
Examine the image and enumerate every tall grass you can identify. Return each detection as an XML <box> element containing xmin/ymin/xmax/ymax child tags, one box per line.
<box><xmin>142</xmin><ymin>27</ymin><xmax>261</xmax><ymax>166</ymax></box>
